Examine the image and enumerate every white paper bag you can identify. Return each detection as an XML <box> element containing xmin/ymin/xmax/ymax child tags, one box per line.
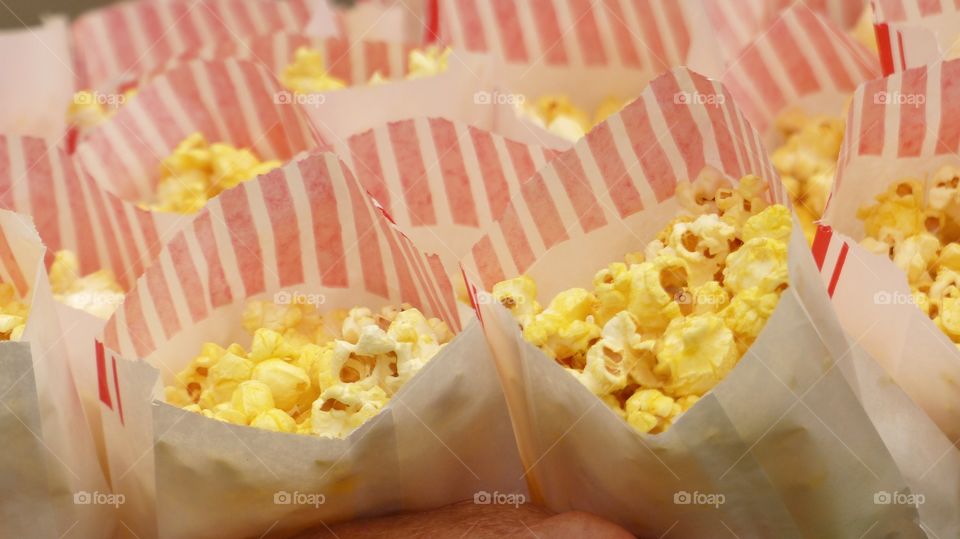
<box><xmin>457</xmin><ymin>66</ymin><xmax>933</xmax><ymax>537</ymax></box>
<box><xmin>97</xmin><ymin>151</ymin><xmax>525</xmax><ymax>538</ymax></box>
<box><xmin>0</xmin><ymin>209</ymin><xmax>114</xmax><ymax>538</ymax></box>
<box><xmin>873</xmin><ymin>0</ymin><xmax>960</xmax><ymax>75</ymax></box>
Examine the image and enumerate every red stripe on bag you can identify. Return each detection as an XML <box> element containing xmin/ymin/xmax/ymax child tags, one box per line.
<box><xmin>105</xmin><ymin>8</ymin><xmax>138</xmax><ymax>81</ymax></box>
<box><xmin>262</xmin><ymin>171</ymin><xmax>304</xmax><ymax>288</ymax></box>
<box><xmin>492</xmin><ymin>0</ymin><xmax>529</xmax><ymax>62</ymax></box>
<box><xmin>522</xmin><ymin>175</ymin><xmax>569</xmax><ymax>250</ymax></box>
<box><xmin>858</xmin><ymin>79</ymin><xmax>887</xmax><ymax>155</ymax></box>
<box><xmin>662</xmin><ymin>0</ymin><xmax>690</xmax><ymax>64</ymax></box>
<box><xmin>454</xmin><ymin>0</ymin><xmax>488</xmax><ymax>51</ymax></box>
<box><xmin>738</xmin><ymin>45</ymin><xmax>787</xmax><ymax>114</ymax></box>
<box><xmin>425</xmin><ymin>0</ymin><xmax>440</xmax><ymax>42</ymax></box>
<box><xmin>461</xmin><ymin>265</ymin><xmax>483</xmax><ymax>325</ymax></box>
<box><xmin>796</xmin><ymin>8</ymin><xmax>854</xmax><ymax>90</ymax></box>
<box><xmin>811</xmin><ymin>224</ymin><xmax>833</xmax><ymax>270</ymax></box>
<box><xmin>620</xmin><ymin>99</ymin><xmax>674</xmax><ymax>202</ymax></box>
<box><xmin>429</xmin><ymin>119</ymin><xmax>479</xmax><ymax>227</ymax></box>
<box><xmin>193</xmin><ymin>212</ymin><xmax>234</xmax><ymax>308</ymax></box>
<box><xmin>694</xmin><ymin>77</ymin><xmax>740</xmax><ymax>176</ymax></box>
<box><xmin>770</xmin><ymin>18</ymin><xmax>820</xmax><ymax>95</ymax></box>
<box><xmin>429</xmin><ymin>255</ymin><xmax>459</xmax><ymax>330</ymax></box>
<box><xmin>0</xmin><ymin>138</ymin><xmax>10</xmax><ymax>209</ymax></box>
<box><xmin>380</xmin><ymin>219</ymin><xmax>421</xmax><ymax>305</ymax></box>
<box><xmin>388</xmin><ymin>121</ymin><xmax>436</xmax><ymax>226</ymax></box>
<box><xmin>399</xmin><ymin>235</ymin><xmax>444</xmax><ymax>321</ymax></box>
<box><xmin>123</xmin><ymin>287</ymin><xmax>154</xmax><ymax>358</ymax></box>
<box><xmin>300</xmin><ymin>157</ymin><xmax>349</xmax><ymax>288</ymax></box>
<box><xmin>346</xmin><ymin>168</ymin><xmax>389</xmax><ymax>296</ymax></box>
<box><xmin>827</xmin><ymin>242</ymin><xmax>849</xmax><ymax>297</ymax></box>
<box><xmin>603</xmin><ymin>0</ymin><xmax>640</xmax><ymax>67</ymax></box>
<box><xmin>898</xmin><ymin>67</ymin><xmax>928</xmax><ymax>157</ymax></box>
<box><xmin>139</xmin><ymin>3</ymin><xmax>173</xmax><ymax>67</ymax></box>
<box><xmin>636</xmin><ymin>0</ymin><xmax>669</xmax><ymax>70</ymax></box>
<box><xmin>108</xmin><ymin>196</ymin><xmax>144</xmax><ymax>282</ymax></box>
<box><xmin>64</xmin><ymin>157</ymin><xmax>100</xmax><ymax>275</ymax></box>
<box><xmin>587</xmin><ymin>124</ymin><xmax>643</xmax><ymax>217</ymax></box>
<box><xmin>145</xmin><ymin>263</ymin><xmax>180</xmax><ymax>340</ymax></box>
<box><xmin>898</xmin><ymin>31</ymin><xmax>907</xmax><ymax>72</ymax></box>
<box><xmin>96</xmin><ymin>341</ymin><xmax>112</xmax><ymax>409</ymax></box>
<box><xmin>168</xmin><ymin>234</ymin><xmax>208</xmax><ymax>323</ymax></box>
<box><xmin>570</xmin><ymin>0</ymin><xmax>607</xmax><ymax>65</ymax></box>
<box><xmin>918</xmin><ymin>0</ymin><xmax>943</xmax><ymax>17</ymax></box>
<box><xmin>534</xmin><ymin>0</ymin><xmax>569</xmax><ymax>64</ymax></box>
<box><xmin>471</xmin><ymin>235</ymin><xmax>505</xmax><ymax>289</ymax></box>
<box><xmin>23</xmin><ymin>138</ymin><xmax>61</xmax><ymax>254</ymax></box>
<box><xmin>499</xmin><ymin>203</ymin><xmax>535</xmax><ymax>279</ymax></box>
<box><xmin>364</xmin><ymin>41</ymin><xmax>391</xmax><ymax>80</ymax></box>
<box><xmin>134</xmin><ymin>210</ymin><xmax>162</xmax><ymax>264</ymax></box>
<box><xmin>936</xmin><ymin>60</ymin><xmax>960</xmax><ymax>154</ymax></box>
<box><xmin>552</xmin><ymin>153</ymin><xmax>607</xmax><ymax>232</ymax></box>
<box><xmin>0</xmin><ymin>226</ymin><xmax>27</xmax><ymax>297</ymax></box>
<box><xmin>111</xmin><ymin>356</ymin><xmax>124</xmax><ymax>425</ymax></box>
<box><xmin>348</xmin><ymin>129</ymin><xmax>391</xmax><ymax>212</ymax></box>
<box><xmin>469</xmin><ymin>128</ymin><xmax>511</xmax><ymax>220</ymax></box>
<box><xmin>653</xmin><ymin>73</ymin><xmax>704</xmax><ymax>180</ymax></box>
<box><xmin>221</xmin><ymin>186</ymin><xmax>265</xmax><ymax>298</ymax></box>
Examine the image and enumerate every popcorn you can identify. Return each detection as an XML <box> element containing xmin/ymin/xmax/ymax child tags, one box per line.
<box><xmin>0</xmin><ymin>282</ymin><xmax>28</xmax><ymax>341</ymax></box>
<box><xmin>166</xmin><ymin>299</ymin><xmax>452</xmax><ymax>437</ymax></box>
<box><xmin>518</xmin><ymin>94</ymin><xmax>629</xmax><ymax>141</ymax></box>
<box><xmin>48</xmin><ymin>250</ymin><xmax>124</xmax><ymax>318</ymax></box>
<box><xmin>283</xmin><ymin>46</ymin><xmax>452</xmax><ymax>94</ymax></box>
<box><xmin>144</xmin><ymin>133</ymin><xmax>280</xmax><ymax>214</ymax></box>
<box><xmin>406</xmin><ymin>46</ymin><xmax>452</xmax><ymax>79</ymax></box>
<box><xmin>496</xmin><ymin>174</ymin><xmax>790</xmax><ymax>433</ymax></box>
<box><xmin>66</xmin><ymin>88</ymin><xmax>137</xmax><ymax>129</ymax></box>
<box><xmin>858</xmin><ymin>165</ymin><xmax>960</xmax><ymax>345</ymax></box>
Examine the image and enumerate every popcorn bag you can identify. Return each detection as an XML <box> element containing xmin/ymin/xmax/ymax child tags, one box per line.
<box><xmin>0</xmin><ymin>209</ymin><xmax>113</xmax><ymax>538</ymax></box>
<box><xmin>70</xmin><ymin>0</ymin><xmax>315</xmax><ymax>90</ymax></box>
<box><xmin>872</xmin><ymin>0</ymin><xmax>960</xmax><ymax>75</ymax></box>
<box><xmin>818</xmin><ymin>59</ymin><xmax>960</xmax><ymax>441</ymax></box>
<box><xmin>97</xmin><ymin>152</ymin><xmax>525</xmax><ymax>538</ymax></box>
<box><xmin>460</xmin><ymin>67</ymin><xmax>929</xmax><ymax>537</ymax></box>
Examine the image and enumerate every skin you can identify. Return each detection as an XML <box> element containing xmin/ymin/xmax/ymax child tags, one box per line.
<box><xmin>293</xmin><ymin>501</ymin><xmax>635</xmax><ymax>538</ymax></box>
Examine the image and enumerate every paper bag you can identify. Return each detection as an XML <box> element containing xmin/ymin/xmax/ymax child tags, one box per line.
<box><xmin>873</xmin><ymin>0</ymin><xmax>960</xmax><ymax>74</ymax></box>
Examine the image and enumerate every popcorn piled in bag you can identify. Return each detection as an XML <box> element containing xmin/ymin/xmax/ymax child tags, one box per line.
<box><xmin>281</xmin><ymin>45</ymin><xmax>452</xmax><ymax>93</ymax></box>
<box><xmin>165</xmin><ymin>299</ymin><xmax>453</xmax><ymax>437</ymax></box>
<box><xmin>0</xmin><ymin>281</ymin><xmax>28</xmax><ymax>341</ymax></box>
<box><xmin>771</xmin><ymin>109</ymin><xmax>844</xmax><ymax>241</ymax></box>
<box><xmin>855</xmin><ymin>166</ymin><xmax>960</xmax><ymax>341</ymax></box>
<box><xmin>48</xmin><ymin>250</ymin><xmax>124</xmax><ymax>319</ymax></box>
<box><xmin>518</xmin><ymin>95</ymin><xmax>627</xmax><ymax>141</ymax></box>
<box><xmin>143</xmin><ymin>132</ymin><xmax>281</xmax><ymax>213</ymax></box>
<box><xmin>66</xmin><ymin>88</ymin><xmax>136</xmax><ymax>130</ymax></box>
<box><xmin>493</xmin><ymin>176</ymin><xmax>790</xmax><ymax>433</ymax></box>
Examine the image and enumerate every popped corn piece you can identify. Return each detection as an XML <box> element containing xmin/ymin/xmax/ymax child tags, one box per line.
<box><xmin>689</xmin><ymin>281</ymin><xmax>730</xmax><ymax>315</ymax></box>
<box><xmin>249</xmin><ymin>328</ymin><xmax>298</xmax><ymax>362</ymax></box>
<box><xmin>575</xmin><ymin>312</ymin><xmax>638</xmax><ymax>396</ymax></box>
<box><xmin>252</xmin><ymin>359</ymin><xmax>311</xmax><ymax>412</ymax></box>
<box><xmin>742</xmin><ymin>205</ymin><xmax>792</xmax><ymax>244</ymax></box>
<box><xmin>626</xmin><ymin>256</ymin><xmax>688</xmax><ymax>333</ymax></box>
<box><xmin>547</xmin><ymin>115</ymin><xmax>587</xmax><ymax>141</ymax></box>
<box><xmin>342</xmin><ymin>307</ymin><xmax>377</xmax><ymax>343</ymax></box>
<box><xmin>48</xmin><ymin>250</ymin><xmax>125</xmax><ymax>318</ymax></box>
<box><xmin>212</xmin><ymin>405</ymin><xmax>248</xmax><ymax>426</ymax></box>
<box><xmin>250</xmin><ymin>409</ymin><xmax>296</xmax><ymax>433</ymax></box>
<box><xmin>676</xmin><ymin>166</ymin><xmax>731</xmax><ymax>215</ymax></box>
<box><xmin>231</xmin><ymin>380</ymin><xmax>275</xmax><ymax>422</ymax></box>
<box><xmin>860</xmin><ymin>237</ymin><xmax>893</xmax><ymax>257</ymax></box>
<box><xmin>311</xmin><ymin>382</ymin><xmax>388</xmax><ymax>438</ymax></box>
<box><xmin>654</xmin><ymin>313</ymin><xmax>739</xmax><ymax>397</ymax></box>
<box><xmin>936</xmin><ymin>243</ymin><xmax>960</xmax><ymax>273</ymax></box>
<box><xmin>716</xmin><ymin>175</ymin><xmax>769</xmax><ymax>228</ymax></box>
<box><xmin>892</xmin><ymin>233</ymin><xmax>940</xmax><ymax>283</ymax></box>
<box><xmin>723</xmin><ymin>237</ymin><xmax>789</xmax><ymax>295</ymax></box>
<box><xmin>857</xmin><ymin>181</ymin><xmax>925</xmax><ymax>241</ymax></box>
<box><xmin>664</xmin><ymin>214</ymin><xmax>736</xmax><ymax>286</ymax></box>
<box><xmin>0</xmin><ymin>281</ymin><xmax>28</xmax><ymax>341</ymax></box>
<box><xmin>593</xmin><ymin>263</ymin><xmax>631</xmax><ymax>326</ymax></box>
<box><xmin>625</xmin><ymin>389</ymin><xmax>681</xmax><ymax>434</ymax></box>
<box><xmin>406</xmin><ymin>46</ymin><xmax>452</xmax><ymax>80</ymax></box>
<box><xmin>281</xmin><ymin>47</ymin><xmax>346</xmax><ymax>93</ymax></box>
<box><xmin>204</xmin><ymin>351</ymin><xmax>254</xmax><ymax>405</ymax></box>
<box><xmin>937</xmin><ymin>296</ymin><xmax>960</xmax><ymax>341</ymax></box>
<box><xmin>144</xmin><ymin>132</ymin><xmax>280</xmax><ymax>214</ymax></box>
<box><xmin>721</xmin><ymin>287</ymin><xmax>780</xmax><ymax>352</ymax></box>
<box><xmin>523</xmin><ymin>289</ymin><xmax>600</xmax><ymax>364</ymax></box>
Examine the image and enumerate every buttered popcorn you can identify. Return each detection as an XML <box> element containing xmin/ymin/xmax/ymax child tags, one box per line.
<box><xmin>493</xmin><ymin>175</ymin><xmax>791</xmax><ymax>434</ymax></box>
<box><xmin>519</xmin><ymin>95</ymin><xmax>628</xmax><ymax>141</ymax></box>
<box><xmin>48</xmin><ymin>250</ymin><xmax>124</xmax><ymax>318</ymax></box>
<box><xmin>281</xmin><ymin>45</ymin><xmax>453</xmax><ymax>95</ymax></box>
<box><xmin>66</xmin><ymin>88</ymin><xmax>137</xmax><ymax>129</ymax></box>
<box><xmin>858</xmin><ymin>166</ymin><xmax>960</xmax><ymax>345</ymax></box>
<box><xmin>143</xmin><ymin>132</ymin><xmax>280</xmax><ymax>214</ymax></box>
<box><xmin>0</xmin><ymin>281</ymin><xmax>28</xmax><ymax>341</ymax></box>
<box><xmin>771</xmin><ymin>108</ymin><xmax>844</xmax><ymax>242</ymax></box>
<box><xmin>166</xmin><ymin>299</ymin><xmax>453</xmax><ymax>438</ymax></box>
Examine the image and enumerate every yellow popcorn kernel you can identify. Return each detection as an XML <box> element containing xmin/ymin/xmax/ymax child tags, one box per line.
<box><xmin>368</xmin><ymin>71</ymin><xmax>388</xmax><ymax>85</ymax></box>
<box><xmin>342</xmin><ymin>307</ymin><xmax>377</xmax><ymax>343</ymax></box>
<box><xmin>625</xmin><ymin>389</ymin><xmax>681</xmax><ymax>434</ymax></box>
<box><xmin>211</xmin><ymin>405</ymin><xmax>248</xmax><ymax>426</ymax></box>
<box><xmin>252</xmin><ymin>359</ymin><xmax>311</xmax><ymax>412</ymax></box>
<box><xmin>860</xmin><ymin>237</ymin><xmax>893</xmax><ymax>257</ymax></box>
<box><xmin>523</xmin><ymin>289</ymin><xmax>600</xmax><ymax>365</ymax></box>
<box><xmin>249</xmin><ymin>328</ymin><xmax>298</xmax><ymax>362</ymax></box>
<box><xmin>576</xmin><ymin>312</ymin><xmax>638</xmax><ymax>396</ymax></box>
<box><xmin>892</xmin><ymin>233</ymin><xmax>940</xmax><ymax>284</ymax></box>
<box><xmin>67</xmin><ymin>91</ymin><xmax>110</xmax><ymax>128</ymax></box>
<box><xmin>716</xmin><ymin>175</ymin><xmax>769</xmax><ymax>228</ymax></box>
<box><xmin>355</xmin><ymin>325</ymin><xmax>396</xmax><ymax>357</ymax></box>
<box><xmin>742</xmin><ymin>205</ymin><xmax>792</xmax><ymax>244</ymax></box>
<box><xmin>0</xmin><ymin>282</ymin><xmax>28</xmax><ymax>341</ymax></box>
<box><xmin>626</xmin><ymin>256</ymin><xmax>688</xmax><ymax>333</ymax></box>
<box><xmin>665</xmin><ymin>214</ymin><xmax>736</xmax><ymax>286</ymax></box>
<box><xmin>204</xmin><ymin>351</ymin><xmax>254</xmax><ymax>404</ymax></box>
<box><xmin>311</xmin><ymin>382</ymin><xmax>388</xmax><ymax>438</ymax></box>
<box><xmin>546</xmin><ymin>115</ymin><xmax>587</xmax><ymax>141</ymax></box>
<box><xmin>281</xmin><ymin>47</ymin><xmax>346</xmax><ymax>94</ymax></box>
<box><xmin>720</xmin><ymin>287</ymin><xmax>780</xmax><ymax>352</ymax></box>
<box><xmin>230</xmin><ymin>380</ymin><xmax>275</xmax><ymax>422</ymax></box>
<box><xmin>145</xmin><ymin>132</ymin><xmax>280</xmax><ymax>214</ymax></box>
<box><xmin>723</xmin><ymin>237</ymin><xmax>789</xmax><ymax>296</ymax></box>
<box><xmin>602</xmin><ymin>394</ymin><xmax>626</xmax><ymax>420</ymax></box>
<box><xmin>936</xmin><ymin>243</ymin><xmax>960</xmax><ymax>273</ymax></box>
<box><xmin>857</xmin><ymin>183</ymin><xmax>925</xmax><ymax>241</ymax></box>
<box><xmin>250</xmin><ymin>408</ymin><xmax>297</xmax><ymax>433</ymax></box>
<box><xmin>48</xmin><ymin>250</ymin><xmax>125</xmax><ymax>318</ymax></box>
<box><xmin>531</xmin><ymin>95</ymin><xmax>591</xmax><ymax>132</ymax></box>
<box><xmin>183</xmin><ymin>404</ymin><xmax>203</xmax><ymax>414</ymax></box>
<box><xmin>689</xmin><ymin>281</ymin><xmax>730</xmax><ymax>315</ymax></box>
<box><xmin>937</xmin><ymin>296</ymin><xmax>960</xmax><ymax>341</ymax></box>
<box><xmin>655</xmin><ymin>313</ymin><xmax>739</xmax><ymax>397</ymax></box>
<box><xmin>676</xmin><ymin>166</ymin><xmax>732</xmax><ymax>215</ymax></box>
<box><xmin>406</xmin><ymin>46</ymin><xmax>452</xmax><ymax>80</ymax></box>
<box><xmin>165</xmin><ymin>386</ymin><xmax>193</xmax><ymax>408</ymax></box>
<box><xmin>912</xmin><ymin>289</ymin><xmax>932</xmax><ymax>317</ymax></box>
<box><xmin>593</xmin><ymin>263</ymin><xmax>631</xmax><ymax>326</ymax></box>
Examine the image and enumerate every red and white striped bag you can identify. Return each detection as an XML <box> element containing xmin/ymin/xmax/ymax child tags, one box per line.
<box><xmin>819</xmin><ymin>59</ymin><xmax>960</xmax><ymax>436</ymax></box>
<box><xmin>721</xmin><ymin>4</ymin><xmax>879</xmax><ymax>141</ymax></box>
<box><xmin>0</xmin><ymin>17</ymin><xmax>74</xmax><ymax>139</ymax></box>
<box><xmin>96</xmin><ymin>152</ymin><xmax>524</xmax><ymax>538</ymax></box>
<box><xmin>706</xmin><ymin>0</ymin><xmax>868</xmax><ymax>66</ymax></box>
<box><xmin>458</xmin><ymin>67</ymin><xmax>938</xmax><ymax>537</ymax></box>
<box><xmin>70</xmin><ymin>0</ymin><xmax>317</xmax><ymax>90</ymax></box>
<box><xmin>872</xmin><ymin>0</ymin><xmax>960</xmax><ymax>74</ymax></box>
<box><xmin>0</xmin><ymin>209</ymin><xmax>114</xmax><ymax>538</ymax></box>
